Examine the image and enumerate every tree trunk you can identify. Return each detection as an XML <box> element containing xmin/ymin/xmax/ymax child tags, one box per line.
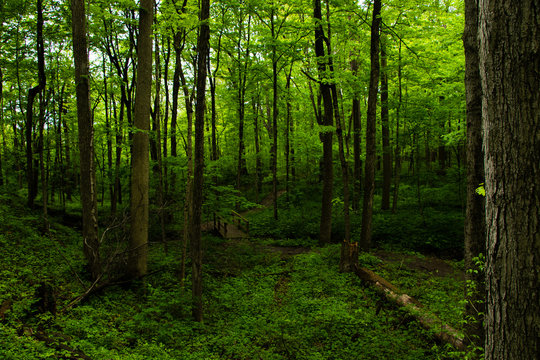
<box><xmin>128</xmin><ymin>0</ymin><xmax>153</xmax><ymax>279</ymax></box>
<box><xmin>71</xmin><ymin>0</ymin><xmax>100</xmax><ymax>280</ymax></box>
<box><xmin>179</xmin><ymin>55</ymin><xmax>193</xmax><ymax>288</ymax></box>
<box><xmin>162</xmin><ymin>38</ymin><xmax>170</xmax><ymax>194</ymax></box>
<box><xmin>270</xmin><ymin>9</ymin><xmax>279</xmax><ymax>221</ymax></box>
<box><xmin>253</xmin><ymin>95</ymin><xmax>262</xmax><ymax>202</ymax></box>
<box><xmin>360</xmin><ymin>0</ymin><xmax>381</xmax><ymax>251</ymax></box>
<box><xmin>236</xmin><ymin>16</ymin><xmax>251</xmax><ymax>192</ymax></box>
<box><xmin>171</xmin><ymin>32</ymin><xmax>183</xmax><ymax>160</ymax></box>
<box><xmin>153</xmin><ymin>14</ymin><xmax>167</xmax><ymax>253</ymax></box>
<box><xmin>463</xmin><ymin>0</ymin><xmax>485</xmax><ymax>348</ymax></box>
<box><xmin>26</xmin><ymin>0</ymin><xmax>47</xmax><ymax>208</ymax></box>
<box><xmin>391</xmin><ymin>42</ymin><xmax>402</xmax><ymax>214</ymax></box>
<box><xmin>479</xmin><ymin>1</ymin><xmax>540</xmax><ymax>358</ymax></box>
<box><xmin>314</xmin><ymin>0</ymin><xmax>334</xmax><ymax>245</ymax></box>
<box><xmin>0</xmin><ymin>66</ymin><xmax>3</xmax><ymax>187</ymax></box>
<box><xmin>191</xmin><ymin>0</ymin><xmax>210</xmax><ymax>322</ymax></box>
<box><xmin>351</xmin><ymin>59</ymin><xmax>362</xmax><ymax>212</ymax></box>
<box><xmin>380</xmin><ymin>39</ymin><xmax>391</xmax><ymax>211</ymax></box>
<box><xmin>208</xmin><ymin>33</ymin><xmax>221</xmax><ymax>162</ymax></box>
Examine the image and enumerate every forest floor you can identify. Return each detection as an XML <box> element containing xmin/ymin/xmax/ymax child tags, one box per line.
<box><xmin>0</xmin><ymin>187</ymin><xmax>473</xmax><ymax>359</ymax></box>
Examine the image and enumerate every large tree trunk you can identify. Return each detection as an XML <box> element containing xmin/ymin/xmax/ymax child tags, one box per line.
<box><xmin>480</xmin><ymin>1</ymin><xmax>540</xmax><ymax>359</ymax></box>
<box><xmin>314</xmin><ymin>0</ymin><xmax>334</xmax><ymax>245</ymax></box>
<box><xmin>462</xmin><ymin>0</ymin><xmax>485</xmax><ymax>348</ymax></box>
<box><xmin>128</xmin><ymin>0</ymin><xmax>153</xmax><ymax>279</ymax></box>
<box><xmin>191</xmin><ymin>0</ymin><xmax>210</xmax><ymax>322</ymax></box>
<box><xmin>380</xmin><ymin>39</ymin><xmax>391</xmax><ymax>211</ymax></box>
<box><xmin>71</xmin><ymin>0</ymin><xmax>100</xmax><ymax>280</ymax></box>
<box><xmin>359</xmin><ymin>0</ymin><xmax>381</xmax><ymax>251</ymax></box>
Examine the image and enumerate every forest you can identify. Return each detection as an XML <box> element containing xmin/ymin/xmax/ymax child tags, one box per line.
<box><xmin>0</xmin><ymin>0</ymin><xmax>538</xmax><ymax>359</ymax></box>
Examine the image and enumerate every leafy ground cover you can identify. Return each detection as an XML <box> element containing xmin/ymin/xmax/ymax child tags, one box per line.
<box><xmin>0</xmin><ymin>183</ymin><xmax>471</xmax><ymax>359</ymax></box>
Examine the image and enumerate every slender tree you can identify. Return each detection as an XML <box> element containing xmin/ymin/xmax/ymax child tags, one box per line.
<box><xmin>191</xmin><ymin>0</ymin><xmax>210</xmax><ymax>322</ymax></box>
<box><xmin>351</xmin><ymin>58</ymin><xmax>362</xmax><ymax>212</ymax></box>
<box><xmin>479</xmin><ymin>1</ymin><xmax>539</xmax><ymax>358</ymax></box>
<box><xmin>380</xmin><ymin>38</ymin><xmax>391</xmax><ymax>211</ymax></box>
<box><xmin>26</xmin><ymin>0</ymin><xmax>46</xmax><ymax>208</ymax></box>
<box><xmin>359</xmin><ymin>0</ymin><xmax>381</xmax><ymax>251</ymax></box>
<box><xmin>71</xmin><ymin>0</ymin><xmax>100</xmax><ymax>280</ymax></box>
<box><xmin>314</xmin><ymin>0</ymin><xmax>334</xmax><ymax>245</ymax></box>
<box><xmin>128</xmin><ymin>0</ymin><xmax>153</xmax><ymax>278</ymax></box>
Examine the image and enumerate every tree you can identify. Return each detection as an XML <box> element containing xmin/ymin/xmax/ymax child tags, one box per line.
<box><xmin>380</xmin><ymin>36</ymin><xmax>391</xmax><ymax>211</ymax></box>
<box><xmin>314</xmin><ymin>0</ymin><xmax>334</xmax><ymax>245</ymax></box>
<box><xmin>191</xmin><ymin>0</ymin><xmax>210</xmax><ymax>322</ymax></box>
<box><xmin>71</xmin><ymin>0</ymin><xmax>100</xmax><ymax>280</ymax></box>
<box><xmin>479</xmin><ymin>1</ymin><xmax>539</xmax><ymax>358</ymax></box>
<box><xmin>25</xmin><ymin>0</ymin><xmax>46</xmax><ymax>208</ymax></box>
<box><xmin>462</xmin><ymin>0</ymin><xmax>484</xmax><ymax>347</ymax></box>
<box><xmin>359</xmin><ymin>0</ymin><xmax>381</xmax><ymax>251</ymax></box>
<box><xmin>128</xmin><ymin>0</ymin><xmax>153</xmax><ymax>279</ymax></box>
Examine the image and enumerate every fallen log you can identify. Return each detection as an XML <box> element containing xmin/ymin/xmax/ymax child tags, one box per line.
<box><xmin>354</xmin><ymin>266</ymin><xmax>466</xmax><ymax>351</ymax></box>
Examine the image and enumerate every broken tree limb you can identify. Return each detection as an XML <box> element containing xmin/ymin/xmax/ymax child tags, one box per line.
<box><xmin>354</xmin><ymin>266</ymin><xmax>466</xmax><ymax>351</ymax></box>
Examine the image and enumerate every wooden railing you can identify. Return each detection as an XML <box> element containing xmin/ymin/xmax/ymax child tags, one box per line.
<box><xmin>231</xmin><ymin>210</ymin><xmax>249</xmax><ymax>235</ymax></box>
<box><xmin>213</xmin><ymin>210</ymin><xmax>250</xmax><ymax>237</ymax></box>
<box><xmin>213</xmin><ymin>213</ymin><xmax>228</xmax><ymax>237</ymax></box>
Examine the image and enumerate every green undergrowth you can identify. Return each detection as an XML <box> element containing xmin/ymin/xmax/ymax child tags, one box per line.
<box><xmin>358</xmin><ymin>251</ymin><xmax>465</xmax><ymax>331</ymax></box>
<box><xmin>248</xmin><ymin>179</ymin><xmax>464</xmax><ymax>257</ymax></box>
<box><xmin>1</xmin><ymin>192</ymin><xmax>465</xmax><ymax>359</ymax></box>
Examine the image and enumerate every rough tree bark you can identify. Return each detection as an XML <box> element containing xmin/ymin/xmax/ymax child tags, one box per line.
<box><xmin>462</xmin><ymin>0</ymin><xmax>485</xmax><ymax>348</ymax></box>
<box><xmin>71</xmin><ymin>0</ymin><xmax>100</xmax><ymax>280</ymax></box>
<box><xmin>359</xmin><ymin>0</ymin><xmax>381</xmax><ymax>251</ymax></box>
<box><xmin>479</xmin><ymin>1</ymin><xmax>540</xmax><ymax>359</ymax></box>
<box><xmin>128</xmin><ymin>0</ymin><xmax>153</xmax><ymax>278</ymax></box>
<box><xmin>191</xmin><ymin>0</ymin><xmax>210</xmax><ymax>322</ymax></box>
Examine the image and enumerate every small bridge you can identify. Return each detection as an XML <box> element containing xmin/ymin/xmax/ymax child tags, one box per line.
<box><xmin>213</xmin><ymin>210</ymin><xmax>250</xmax><ymax>238</ymax></box>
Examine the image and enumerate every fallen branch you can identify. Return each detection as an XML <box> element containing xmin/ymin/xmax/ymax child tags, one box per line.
<box><xmin>354</xmin><ymin>266</ymin><xmax>466</xmax><ymax>351</ymax></box>
<box><xmin>60</xmin><ymin>268</ymin><xmax>165</xmax><ymax>313</ymax></box>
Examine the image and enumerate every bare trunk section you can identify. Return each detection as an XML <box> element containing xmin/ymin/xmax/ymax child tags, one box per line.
<box><xmin>128</xmin><ymin>0</ymin><xmax>153</xmax><ymax>278</ymax></box>
<box><xmin>314</xmin><ymin>0</ymin><xmax>333</xmax><ymax>245</ymax></box>
<box><xmin>191</xmin><ymin>0</ymin><xmax>210</xmax><ymax>322</ymax></box>
<box><xmin>391</xmin><ymin>42</ymin><xmax>402</xmax><ymax>214</ymax></box>
<box><xmin>351</xmin><ymin>59</ymin><xmax>362</xmax><ymax>212</ymax></box>
<box><xmin>479</xmin><ymin>1</ymin><xmax>540</xmax><ymax>358</ymax></box>
<box><xmin>380</xmin><ymin>40</ymin><xmax>391</xmax><ymax>211</ymax></box>
<box><xmin>26</xmin><ymin>0</ymin><xmax>47</xmax><ymax>208</ymax></box>
<box><xmin>462</xmin><ymin>0</ymin><xmax>485</xmax><ymax>348</ymax></box>
<box><xmin>270</xmin><ymin>9</ymin><xmax>279</xmax><ymax>221</ymax></box>
<box><xmin>360</xmin><ymin>0</ymin><xmax>381</xmax><ymax>251</ymax></box>
<box><xmin>236</xmin><ymin>16</ymin><xmax>251</xmax><ymax>192</ymax></box>
<box><xmin>71</xmin><ymin>0</ymin><xmax>100</xmax><ymax>280</ymax></box>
